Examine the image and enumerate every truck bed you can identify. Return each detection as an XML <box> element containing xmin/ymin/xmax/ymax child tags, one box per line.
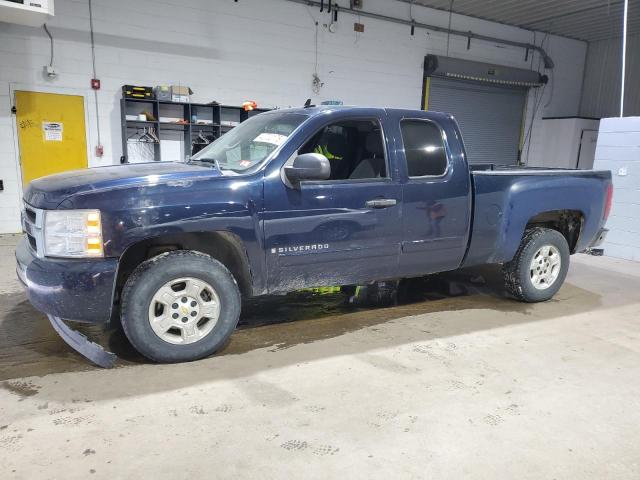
<box><xmin>462</xmin><ymin>167</ymin><xmax>612</xmax><ymax>268</ymax></box>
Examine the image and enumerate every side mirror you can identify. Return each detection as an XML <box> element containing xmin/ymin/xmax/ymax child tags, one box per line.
<box><xmin>284</xmin><ymin>153</ymin><xmax>330</xmax><ymax>187</ymax></box>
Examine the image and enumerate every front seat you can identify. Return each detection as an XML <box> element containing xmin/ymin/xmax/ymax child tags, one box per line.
<box><xmin>325</xmin><ymin>133</ymin><xmax>350</xmax><ymax>180</ymax></box>
<box><xmin>349</xmin><ymin>131</ymin><xmax>385</xmax><ymax>179</ymax></box>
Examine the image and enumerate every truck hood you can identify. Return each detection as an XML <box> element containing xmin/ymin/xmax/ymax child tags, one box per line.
<box><xmin>24</xmin><ymin>162</ymin><xmax>222</xmax><ymax>209</ymax></box>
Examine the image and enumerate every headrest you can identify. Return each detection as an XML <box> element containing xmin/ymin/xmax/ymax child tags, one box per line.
<box><xmin>365</xmin><ymin>131</ymin><xmax>384</xmax><ymax>157</ymax></box>
<box><xmin>326</xmin><ymin>132</ymin><xmax>347</xmax><ymax>156</ymax></box>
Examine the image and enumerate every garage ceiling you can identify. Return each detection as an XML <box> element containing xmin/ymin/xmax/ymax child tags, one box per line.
<box><xmin>403</xmin><ymin>0</ymin><xmax>640</xmax><ymax>42</ymax></box>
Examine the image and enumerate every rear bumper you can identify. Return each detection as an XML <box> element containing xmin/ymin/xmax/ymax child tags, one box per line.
<box><xmin>589</xmin><ymin>228</ymin><xmax>608</xmax><ymax>248</ymax></box>
<box><xmin>15</xmin><ymin>236</ymin><xmax>117</xmax><ymax>324</ymax></box>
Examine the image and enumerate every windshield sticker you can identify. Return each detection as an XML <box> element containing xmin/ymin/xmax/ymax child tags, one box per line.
<box><xmin>254</xmin><ymin>132</ymin><xmax>287</xmax><ymax>146</ymax></box>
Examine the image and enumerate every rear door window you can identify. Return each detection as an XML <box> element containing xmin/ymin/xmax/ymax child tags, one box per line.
<box><xmin>400</xmin><ymin>120</ymin><xmax>448</xmax><ymax>177</ymax></box>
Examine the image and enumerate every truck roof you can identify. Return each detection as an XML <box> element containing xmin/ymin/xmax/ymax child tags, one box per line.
<box><xmin>270</xmin><ymin>105</ymin><xmax>454</xmax><ymax>122</ymax></box>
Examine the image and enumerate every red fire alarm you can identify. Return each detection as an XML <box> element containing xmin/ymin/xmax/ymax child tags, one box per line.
<box><xmin>91</xmin><ymin>78</ymin><xmax>101</xmax><ymax>90</ymax></box>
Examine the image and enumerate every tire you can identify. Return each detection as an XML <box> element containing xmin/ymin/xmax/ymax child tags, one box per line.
<box><xmin>120</xmin><ymin>250</ymin><xmax>241</xmax><ymax>363</ymax></box>
<box><xmin>502</xmin><ymin>228</ymin><xmax>570</xmax><ymax>303</ymax></box>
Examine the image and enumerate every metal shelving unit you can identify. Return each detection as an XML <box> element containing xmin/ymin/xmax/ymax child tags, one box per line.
<box><xmin>120</xmin><ymin>97</ymin><xmax>269</xmax><ymax>163</ymax></box>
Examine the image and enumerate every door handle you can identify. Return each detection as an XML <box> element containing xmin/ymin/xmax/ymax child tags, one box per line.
<box><xmin>365</xmin><ymin>198</ymin><xmax>397</xmax><ymax>209</ymax></box>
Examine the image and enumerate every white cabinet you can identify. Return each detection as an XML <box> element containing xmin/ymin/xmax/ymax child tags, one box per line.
<box><xmin>0</xmin><ymin>0</ymin><xmax>54</xmax><ymax>27</ymax></box>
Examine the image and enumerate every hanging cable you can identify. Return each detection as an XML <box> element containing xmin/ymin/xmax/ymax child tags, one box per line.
<box><xmin>88</xmin><ymin>0</ymin><xmax>101</xmax><ymax>149</ymax></box>
<box><xmin>43</xmin><ymin>24</ymin><xmax>54</xmax><ymax>67</ymax></box>
<box><xmin>446</xmin><ymin>0</ymin><xmax>454</xmax><ymax>57</ymax></box>
<box><xmin>522</xmin><ymin>32</ymin><xmax>549</xmax><ymax>164</ymax></box>
<box><xmin>409</xmin><ymin>0</ymin><xmax>415</xmax><ymax>36</ymax></box>
<box><xmin>312</xmin><ymin>19</ymin><xmax>322</xmax><ymax>94</ymax></box>
<box><xmin>543</xmin><ymin>68</ymin><xmax>555</xmax><ymax>108</ymax></box>
<box><xmin>304</xmin><ymin>5</ymin><xmax>322</xmax><ymax>94</ymax></box>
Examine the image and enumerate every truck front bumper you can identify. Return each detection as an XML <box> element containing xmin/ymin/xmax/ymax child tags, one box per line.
<box><xmin>15</xmin><ymin>236</ymin><xmax>117</xmax><ymax>324</ymax></box>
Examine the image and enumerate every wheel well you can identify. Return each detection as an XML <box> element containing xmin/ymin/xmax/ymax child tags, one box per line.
<box><xmin>526</xmin><ymin>210</ymin><xmax>584</xmax><ymax>253</ymax></box>
<box><xmin>114</xmin><ymin>232</ymin><xmax>253</xmax><ymax>305</ymax></box>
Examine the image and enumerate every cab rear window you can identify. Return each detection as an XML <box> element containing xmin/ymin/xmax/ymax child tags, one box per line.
<box><xmin>400</xmin><ymin>120</ymin><xmax>448</xmax><ymax>177</ymax></box>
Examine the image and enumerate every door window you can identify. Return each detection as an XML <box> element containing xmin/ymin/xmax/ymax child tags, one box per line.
<box><xmin>400</xmin><ymin>120</ymin><xmax>448</xmax><ymax>177</ymax></box>
<box><xmin>299</xmin><ymin>119</ymin><xmax>387</xmax><ymax>180</ymax></box>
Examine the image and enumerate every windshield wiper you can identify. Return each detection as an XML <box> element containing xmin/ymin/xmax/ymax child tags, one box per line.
<box><xmin>190</xmin><ymin>158</ymin><xmax>226</xmax><ymax>171</ymax></box>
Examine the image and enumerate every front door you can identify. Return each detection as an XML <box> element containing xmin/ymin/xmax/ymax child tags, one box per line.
<box><xmin>263</xmin><ymin>116</ymin><xmax>402</xmax><ymax>292</ymax></box>
<box><xmin>15</xmin><ymin>91</ymin><xmax>88</xmax><ymax>186</ymax></box>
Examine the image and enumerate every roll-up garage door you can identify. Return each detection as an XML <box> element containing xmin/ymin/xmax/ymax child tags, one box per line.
<box><xmin>427</xmin><ymin>77</ymin><xmax>527</xmax><ymax>165</ymax></box>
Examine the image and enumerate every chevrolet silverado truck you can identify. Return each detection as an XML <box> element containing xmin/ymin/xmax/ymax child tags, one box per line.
<box><xmin>16</xmin><ymin>106</ymin><xmax>612</xmax><ymax>364</ymax></box>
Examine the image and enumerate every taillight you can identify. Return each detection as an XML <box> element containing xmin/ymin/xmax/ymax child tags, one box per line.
<box><xmin>603</xmin><ymin>184</ymin><xmax>613</xmax><ymax>220</ymax></box>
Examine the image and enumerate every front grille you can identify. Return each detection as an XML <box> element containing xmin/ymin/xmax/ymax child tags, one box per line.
<box><xmin>27</xmin><ymin>234</ymin><xmax>37</xmax><ymax>251</ymax></box>
<box><xmin>24</xmin><ymin>207</ymin><xmax>36</xmax><ymax>223</ymax></box>
<box><xmin>22</xmin><ymin>202</ymin><xmax>44</xmax><ymax>257</ymax></box>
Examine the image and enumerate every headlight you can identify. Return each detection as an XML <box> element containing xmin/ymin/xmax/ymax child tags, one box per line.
<box><xmin>44</xmin><ymin>210</ymin><xmax>104</xmax><ymax>258</ymax></box>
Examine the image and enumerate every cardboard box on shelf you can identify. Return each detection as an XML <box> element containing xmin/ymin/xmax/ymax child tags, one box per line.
<box><xmin>171</xmin><ymin>85</ymin><xmax>193</xmax><ymax>103</ymax></box>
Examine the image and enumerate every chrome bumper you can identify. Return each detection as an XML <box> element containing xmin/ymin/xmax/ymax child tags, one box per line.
<box><xmin>590</xmin><ymin>228</ymin><xmax>608</xmax><ymax>248</ymax></box>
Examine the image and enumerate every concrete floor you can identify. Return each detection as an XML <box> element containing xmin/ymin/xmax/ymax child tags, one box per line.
<box><xmin>1</xmin><ymin>233</ymin><xmax>639</xmax><ymax>479</ymax></box>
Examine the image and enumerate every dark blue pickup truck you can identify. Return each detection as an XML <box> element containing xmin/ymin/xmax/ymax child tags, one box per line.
<box><xmin>17</xmin><ymin>106</ymin><xmax>612</xmax><ymax>364</ymax></box>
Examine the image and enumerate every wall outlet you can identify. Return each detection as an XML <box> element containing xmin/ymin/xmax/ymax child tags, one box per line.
<box><xmin>95</xmin><ymin>145</ymin><xmax>104</xmax><ymax>157</ymax></box>
<box><xmin>43</xmin><ymin>65</ymin><xmax>58</xmax><ymax>78</ymax></box>
<box><xmin>618</xmin><ymin>167</ymin><xmax>627</xmax><ymax>176</ymax></box>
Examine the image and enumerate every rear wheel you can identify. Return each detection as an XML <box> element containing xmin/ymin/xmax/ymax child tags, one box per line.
<box><xmin>121</xmin><ymin>250</ymin><xmax>241</xmax><ymax>363</ymax></box>
<box><xmin>502</xmin><ymin>228</ymin><xmax>570</xmax><ymax>302</ymax></box>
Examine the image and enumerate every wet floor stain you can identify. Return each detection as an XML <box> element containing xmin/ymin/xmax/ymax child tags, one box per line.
<box><xmin>0</xmin><ymin>265</ymin><xmax>604</xmax><ymax>381</ymax></box>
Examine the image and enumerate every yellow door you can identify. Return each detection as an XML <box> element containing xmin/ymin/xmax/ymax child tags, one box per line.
<box><xmin>15</xmin><ymin>91</ymin><xmax>88</xmax><ymax>187</ymax></box>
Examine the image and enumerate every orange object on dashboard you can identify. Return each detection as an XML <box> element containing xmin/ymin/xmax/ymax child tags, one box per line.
<box><xmin>242</xmin><ymin>101</ymin><xmax>257</xmax><ymax>111</ymax></box>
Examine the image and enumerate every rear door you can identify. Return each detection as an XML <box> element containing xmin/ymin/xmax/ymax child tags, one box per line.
<box><xmin>396</xmin><ymin>115</ymin><xmax>471</xmax><ymax>276</ymax></box>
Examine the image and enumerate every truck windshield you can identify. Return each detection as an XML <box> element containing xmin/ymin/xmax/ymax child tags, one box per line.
<box><xmin>190</xmin><ymin>112</ymin><xmax>308</xmax><ymax>174</ymax></box>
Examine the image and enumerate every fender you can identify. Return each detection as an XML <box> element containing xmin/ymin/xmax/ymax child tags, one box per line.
<box><xmin>466</xmin><ymin>172</ymin><xmax>610</xmax><ymax>266</ymax></box>
<box><xmin>59</xmin><ymin>172</ymin><xmax>268</xmax><ymax>294</ymax></box>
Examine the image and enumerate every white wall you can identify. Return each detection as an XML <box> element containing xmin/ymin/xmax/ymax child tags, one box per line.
<box><xmin>581</xmin><ymin>33</ymin><xmax>640</xmax><ymax>119</ymax></box>
<box><xmin>593</xmin><ymin>117</ymin><xmax>640</xmax><ymax>262</ymax></box>
<box><xmin>0</xmin><ymin>0</ymin><xmax>587</xmax><ymax>233</ymax></box>
<box><xmin>528</xmin><ymin>118</ymin><xmax>600</xmax><ymax>169</ymax></box>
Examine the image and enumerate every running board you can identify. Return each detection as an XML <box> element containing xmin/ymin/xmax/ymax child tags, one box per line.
<box><xmin>47</xmin><ymin>315</ymin><xmax>117</xmax><ymax>368</ymax></box>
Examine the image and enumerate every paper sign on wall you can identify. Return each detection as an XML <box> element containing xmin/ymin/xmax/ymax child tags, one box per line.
<box><xmin>43</xmin><ymin>122</ymin><xmax>63</xmax><ymax>141</ymax></box>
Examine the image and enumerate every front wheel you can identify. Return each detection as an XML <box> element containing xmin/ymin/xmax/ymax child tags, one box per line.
<box><xmin>120</xmin><ymin>250</ymin><xmax>241</xmax><ymax>363</ymax></box>
<box><xmin>502</xmin><ymin>228</ymin><xmax>570</xmax><ymax>302</ymax></box>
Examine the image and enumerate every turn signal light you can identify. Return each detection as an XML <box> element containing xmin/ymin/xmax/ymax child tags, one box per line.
<box><xmin>86</xmin><ymin>237</ymin><xmax>103</xmax><ymax>256</ymax></box>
